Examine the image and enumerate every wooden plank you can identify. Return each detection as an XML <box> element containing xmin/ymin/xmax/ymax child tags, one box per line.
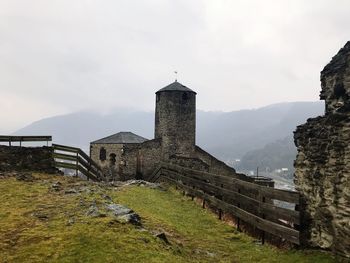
<box><xmin>53</xmin><ymin>144</ymin><xmax>102</xmax><ymax>172</ymax></box>
<box><xmin>0</xmin><ymin>135</ymin><xmax>52</xmax><ymax>142</ymax></box>
<box><xmin>78</xmin><ymin>149</ymin><xmax>102</xmax><ymax>171</ymax></box>
<box><xmin>164</xmin><ymin>169</ymin><xmax>299</xmax><ymax>224</ymax></box>
<box><xmin>78</xmin><ymin>166</ymin><xmax>99</xmax><ymax>182</ymax></box>
<box><xmin>164</xmin><ymin>163</ymin><xmax>300</xmax><ymax>204</ymax></box>
<box><xmin>55</xmin><ymin>162</ymin><xmax>99</xmax><ymax>182</ymax></box>
<box><xmin>52</xmin><ymin>144</ymin><xmax>79</xmax><ymax>153</ymax></box>
<box><xmin>162</xmin><ymin>175</ymin><xmax>300</xmax><ymax>245</ymax></box>
<box><xmin>77</xmin><ymin>156</ymin><xmax>102</xmax><ymax>178</ymax></box>
<box><xmin>53</xmin><ymin>152</ymin><xmax>77</xmax><ymax>162</ymax></box>
<box><xmin>54</xmin><ymin>162</ymin><xmax>78</xmax><ymax>170</ymax></box>
<box><xmin>148</xmin><ymin>164</ymin><xmax>163</xmax><ymax>182</ymax></box>
<box><xmin>19</xmin><ymin>136</ymin><xmax>52</xmax><ymax>142</ymax></box>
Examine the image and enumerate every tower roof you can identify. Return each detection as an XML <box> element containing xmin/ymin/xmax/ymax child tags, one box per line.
<box><xmin>156</xmin><ymin>81</ymin><xmax>196</xmax><ymax>94</ymax></box>
<box><xmin>90</xmin><ymin>132</ymin><xmax>148</xmax><ymax>144</ymax></box>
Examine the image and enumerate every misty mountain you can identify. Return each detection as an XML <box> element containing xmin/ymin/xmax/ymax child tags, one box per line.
<box><xmin>14</xmin><ymin>102</ymin><xmax>324</xmax><ymax>163</ymax></box>
<box><xmin>237</xmin><ymin>135</ymin><xmax>297</xmax><ymax>173</ymax></box>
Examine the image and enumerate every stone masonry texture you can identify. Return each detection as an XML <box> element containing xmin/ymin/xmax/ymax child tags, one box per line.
<box><xmin>294</xmin><ymin>41</ymin><xmax>350</xmax><ymax>258</ymax></box>
<box><xmin>155</xmin><ymin>90</ymin><xmax>196</xmax><ymax>158</ymax></box>
<box><xmin>0</xmin><ymin>145</ymin><xmax>59</xmax><ymax>174</ymax></box>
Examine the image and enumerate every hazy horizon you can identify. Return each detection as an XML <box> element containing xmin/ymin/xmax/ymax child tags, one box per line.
<box><xmin>5</xmin><ymin>100</ymin><xmax>324</xmax><ymax>135</ymax></box>
<box><xmin>1</xmin><ymin>1</ymin><xmax>348</xmax><ymax>133</ymax></box>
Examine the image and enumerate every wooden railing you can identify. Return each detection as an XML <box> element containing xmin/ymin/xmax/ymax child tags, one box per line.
<box><xmin>152</xmin><ymin>163</ymin><xmax>300</xmax><ymax>245</ymax></box>
<box><xmin>0</xmin><ymin>135</ymin><xmax>52</xmax><ymax>146</ymax></box>
<box><xmin>53</xmin><ymin>144</ymin><xmax>104</xmax><ymax>182</ymax></box>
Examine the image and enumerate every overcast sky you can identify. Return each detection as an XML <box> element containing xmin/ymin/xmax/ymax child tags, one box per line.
<box><xmin>0</xmin><ymin>0</ymin><xmax>349</xmax><ymax>133</ymax></box>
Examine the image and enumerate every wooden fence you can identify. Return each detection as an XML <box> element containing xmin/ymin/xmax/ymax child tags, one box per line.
<box><xmin>0</xmin><ymin>135</ymin><xmax>52</xmax><ymax>146</ymax></box>
<box><xmin>53</xmin><ymin>144</ymin><xmax>104</xmax><ymax>182</ymax></box>
<box><xmin>151</xmin><ymin>163</ymin><xmax>300</xmax><ymax>245</ymax></box>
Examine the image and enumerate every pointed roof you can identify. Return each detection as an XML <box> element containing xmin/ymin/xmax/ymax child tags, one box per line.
<box><xmin>156</xmin><ymin>81</ymin><xmax>196</xmax><ymax>94</ymax></box>
<box><xmin>91</xmin><ymin>132</ymin><xmax>148</xmax><ymax>144</ymax></box>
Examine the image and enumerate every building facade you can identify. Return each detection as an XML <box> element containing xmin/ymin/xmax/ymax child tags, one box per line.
<box><xmin>90</xmin><ymin>80</ymin><xmax>258</xmax><ymax>182</ymax></box>
<box><xmin>90</xmin><ymin>132</ymin><xmax>148</xmax><ymax>180</ymax></box>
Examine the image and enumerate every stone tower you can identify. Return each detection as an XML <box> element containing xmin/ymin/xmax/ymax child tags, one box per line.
<box><xmin>155</xmin><ymin>81</ymin><xmax>196</xmax><ymax>158</ymax></box>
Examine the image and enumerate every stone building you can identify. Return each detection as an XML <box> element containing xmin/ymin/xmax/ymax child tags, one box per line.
<box><xmin>90</xmin><ymin>132</ymin><xmax>148</xmax><ymax>180</ymax></box>
<box><xmin>90</xmin><ymin>80</ymin><xmax>261</xmax><ymax>182</ymax></box>
<box><xmin>294</xmin><ymin>41</ymin><xmax>350</xmax><ymax>257</ymax></box>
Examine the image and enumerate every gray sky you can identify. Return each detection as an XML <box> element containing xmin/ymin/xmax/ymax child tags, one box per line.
<box><xmin>1</xmin><ymin>0</ymin><xmax>349</xmax><ymax>133</ymax></box>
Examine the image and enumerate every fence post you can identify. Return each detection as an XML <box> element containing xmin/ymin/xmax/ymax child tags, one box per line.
<box><xmin>218</xmin><ymin>183</ymin><xmax>223</xmax><ymax>220</ymax></box>
<box><xmin>237</xmin><ymin>188</ymin><xmax>241</xmax><ymax>231</ymax></box>
<box><xmin>261</xmin><ymin>195</ymin><xmax>266</xmax><ymax>245</ymax></box>
<box><xmin>87</xmin><ymin>159</ymin><xmax>91</xmax><ymax>181</ymax></box>
<box><xmin>75</xmin><ymin>152</ymin><xmax>78</xmax><ymax>177</ymax></box>
<box><xmin>192</xmin><ymin>185</ymin><xmax>195</xmax><ymax>201</ymax></box>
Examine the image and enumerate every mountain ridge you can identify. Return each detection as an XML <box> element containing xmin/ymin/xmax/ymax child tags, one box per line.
<box><xmin>14</xmin><ymin>101</ymin><xmax>324</xmax><ymax>168</ymax></box>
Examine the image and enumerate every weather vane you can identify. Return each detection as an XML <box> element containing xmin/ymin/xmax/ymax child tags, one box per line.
<box><xmin>174</xmin><ymin>71</ymin><xmax>178</xmax><ymax>82</ymax></box>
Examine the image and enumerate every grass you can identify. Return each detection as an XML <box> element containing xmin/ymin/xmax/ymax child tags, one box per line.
<box><xmin>0</xmin><ymin>174</ymin><xmax>337</xmax><ymax>263</ymax></box>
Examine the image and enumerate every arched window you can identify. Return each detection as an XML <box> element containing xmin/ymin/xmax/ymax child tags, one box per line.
<box><xmin>99</xmin><ymin>147</ymin><xmax>106</xmax><ymax>161</ymax></box>
<box><xmin>109</xmin><ymin>153</ymin><xmax>116</xmax><ymax>166</ymax></box>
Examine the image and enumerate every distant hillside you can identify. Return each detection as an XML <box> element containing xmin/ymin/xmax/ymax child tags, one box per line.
<box><xmin>15</xmin><ymin>102</ymin><xmax>324</xmax><ymax>163</ymax></box>
<box><xmin>237</xmin><ymin>135</ymin><xmax>297</xmax><ymax>173</ymax></box>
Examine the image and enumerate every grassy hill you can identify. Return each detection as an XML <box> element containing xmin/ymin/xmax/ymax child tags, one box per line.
<box><xmin>0</xmin><ymin>173</ymin><xmax>335</xmax><ymax>263</ymax></box>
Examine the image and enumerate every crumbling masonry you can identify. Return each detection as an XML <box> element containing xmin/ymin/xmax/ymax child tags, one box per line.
<box><xmin>294</xmin><ymin>41</ymin><xmax>350</xmax><ymax>257</ymax></box>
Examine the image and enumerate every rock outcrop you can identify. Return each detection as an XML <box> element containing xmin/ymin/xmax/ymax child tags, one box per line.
<box><xmin>294</xmin><ymin>41</ymin><xmax>350</xmax><ymax>258</ymax></box>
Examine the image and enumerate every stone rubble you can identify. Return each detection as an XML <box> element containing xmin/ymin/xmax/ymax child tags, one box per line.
<box><xmin>106</xmin><ymin>203</ymin><xmax>141</xmax><ymax>225</ymax></box>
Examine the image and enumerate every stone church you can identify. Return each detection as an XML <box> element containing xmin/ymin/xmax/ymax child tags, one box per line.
<box><xmin>90</xmin><ymin>80</ymin><xmax>250</xmax><ymax>181</ymax></box>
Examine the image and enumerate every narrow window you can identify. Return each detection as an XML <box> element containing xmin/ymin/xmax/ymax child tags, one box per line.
<box><xmin>182</xmin><ymin>92</ymin><xmax>189</xmax><ymax>103</ymax></box>
<box><xmin>99</xmin><ymin>147</ymin><xmax>106</xmax><ymax>161</ymax></box>
<box><xmin>109</xmin><ymin>153</ymin><xmax>116</xmax><ymax>166</ymax></box>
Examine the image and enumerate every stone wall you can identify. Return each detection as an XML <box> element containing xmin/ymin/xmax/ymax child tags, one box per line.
<box><xmin>294</xmin><ymin>42</ymin><xmax>350</xmax><ymax>258</ymax></box>
<box><xmin>195</xmin><ymin>146</ymin><xmax>252</xmax><ymax>181</ymax></box>
<box><xmin>121</xmin><ymin>144</ymin><xmax>140</xmax><ymax>180</ymax></box>
<box><xmin>90</xmin><ymin>143</ymin><xmax>124</xmax><ymax>180</ymax></box>
<box><xmin>155</xmin><ymin>90</ymin><xmax>196</xmax><ymax>158</ymax></box>
<box><xmin>0</xmin><ymin>145</ymin><xmax>58</xmax><ymax>174</ymax></box>
<box><xmin>138</xmin><ymin>139</ymin><xmax>162</xmax><ymax>179</ymax></box>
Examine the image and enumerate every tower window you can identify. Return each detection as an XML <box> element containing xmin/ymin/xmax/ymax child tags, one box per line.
<box><xmin>182</xmin><ymin>92</ymin><xmax>189</xmax><ymax>103</ymax></box>
<box><xmin>156</xmin><ymin>93</ymin><xmax>160</xmax><ymax>102</ymax></box>
<box><xmin>99</xmin><ymin>147</ymin><xmax>106</xmax><ymax>161</ymax></box>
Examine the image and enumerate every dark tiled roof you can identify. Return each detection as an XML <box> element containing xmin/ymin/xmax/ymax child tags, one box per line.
<box><xmin>91</xmin><ymin>132</ymin><xmax>148</xmax><ymax>144</ymax></box>
<box><xmin>156</xmin><ymin>81</ymin><xmax>196</xmax><ymax>94</ymax></box>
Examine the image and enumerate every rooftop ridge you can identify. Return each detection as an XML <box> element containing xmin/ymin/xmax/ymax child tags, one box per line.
<box><xmin>156</xmin><ymin>81</ymin><xmax>196</xmax><ymax>94</ymax></box>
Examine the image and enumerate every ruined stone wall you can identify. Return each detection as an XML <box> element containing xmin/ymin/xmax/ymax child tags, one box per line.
<box><xmin>168</xmin><ymin>154</ymin><xmax>210</xmax><ymax>171</ymax></box>
<box><xmin>90</xmin><ymin>143</ymin><xmax>124</xmax><ymax>180</ymax></box>
<box><xmin>294</xmin><ymin>42</ymin><xmax>350</xmax><ymax>258</ymax></box>
<box><xmin>0</xmin><ymin>145</ymin><xmax>58</xmax><ymax>173</ymax></box>
<box><xmin>194</xmin><ymin>146</ymin><xmax>253</xmax><ymax>181</ymax></box>
<box><xmin>195</xmin><ymin>146</ymin><xmax>237</xmax><ymax>176</ymax></box>
<box><xmin>90</xmin><ymin>143</ymin><xmax>124</xmax><ymax>168</ymax></box>
<box><xmin>120</xmin><ymin>144</ymin><xmax>140</xmax><ymax>180</ymax></box>
<box><xmin>139</xmin><ymin>139</ymin><xmax>162</xmax><ymax>179</ymax></box>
